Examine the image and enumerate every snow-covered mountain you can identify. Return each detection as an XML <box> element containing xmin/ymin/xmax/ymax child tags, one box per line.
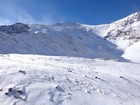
<box><xmin>1</xmin><ymin>11</ymin><xmax>140</xmax><ymax>62</ymax></box>
<box><xmin>0</xmin><ymin>12</ymin><xmax>140</xmax><ymax>105</ymax></box>
<box><xmin>0</xmin><ymin>22</ymin><xmax>125</xmax><ymax>61</ymax></box>
<box><xmin>79</xmin><ymin>12</ymin><xmax>140</xmax><ymax>63</ymax></box>
<box><xmin>82</xmin><ymin>12</ymin><xmax>140</xmax><ymax>50</ymax></box>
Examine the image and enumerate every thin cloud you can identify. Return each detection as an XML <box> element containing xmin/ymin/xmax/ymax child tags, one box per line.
<box><xmin>0</xmin><ymin>0</ymin><xmax>56</xmax><ymax>25</ymax></box>
<box><xmin>0</xmin><ymin>1</ymin><xmax>35</xmax><ymax>25</ymax></box>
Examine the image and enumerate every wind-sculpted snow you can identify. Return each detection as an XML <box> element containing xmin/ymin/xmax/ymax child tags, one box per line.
<box><xmin>0</xmin><ymin>54</ymin><xmax>139</xmax><ymax>105</ymax></box>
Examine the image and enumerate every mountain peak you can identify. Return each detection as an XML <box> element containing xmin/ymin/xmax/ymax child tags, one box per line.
<box><xmin>128</xmin><ymin>11</ymin><xmax>140</xmax><ymax>21</ymax></box>
<box><xmin>109</xmin><ymin>11</ymin><xmax>140</xmax><ymax>28</ymax></box>
<box><xmin>133</xmin><ymin>11</ymin><xmax>140</xmax><ymax>16</ymax></box>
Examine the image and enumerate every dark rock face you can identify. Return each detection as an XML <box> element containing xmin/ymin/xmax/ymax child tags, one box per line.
<box><xmin>0</xmin><ymin>23</ymin><xmax>30</xmax><ymax>34</ymax></box>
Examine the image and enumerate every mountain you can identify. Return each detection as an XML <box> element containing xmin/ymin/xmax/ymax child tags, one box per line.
<box><xmin>81</xmin><ymin>12</ymin><xmax>140</xmax><ymax>50</ymax></box>
<box><xmin>0</xmin><ymin>12</ymin><xmax>140</xmax><ymax>63</ymax></box>
<box><xmin>0</xmin><ymin>22</ymin><xmax>125</xmax><ymax>61</ymax></box>
<box><xmin>80</xmin><ymin>12</ymin><xmax>140</xmax><ymax>63</ymax></box>
<box><xmin>0</xmin><ymin>12</ymin><xmax>140</xmax><ymax>105</ymax></box>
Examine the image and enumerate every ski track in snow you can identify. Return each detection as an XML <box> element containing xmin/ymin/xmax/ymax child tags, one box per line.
<box><xmin>0</xmin><ymin>54</ymin><xmax>139</xmax><ymax>105</ymax></box>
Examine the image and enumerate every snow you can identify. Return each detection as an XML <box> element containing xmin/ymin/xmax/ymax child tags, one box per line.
<box><xmin>122</xmin><ymin>41</ymin><xmax>140</xmax><ymax>63</ymax></box>
<box><xmin>111</xmin><ymin>38</ymin><xmax>131</xmax><ymax>50</ymax></box>
<box><xmin>0</xmin><ymin>54</ymin><xmax>139</xmax><ymax>105</ymax></box>
<box><xmin>0</xmin><ymin>12</ymin><xmax>140</xmax><ymax>105</ymax></box>
<box><xmin>81</xmin><ymin>12</ymin><xmax>140</xmax><ymax>50</ymax></box>
<box><xmin>80</xmin><ymin>24</ymin><xmax>109</xmax><ymax>37</ymax></box>
<box><xmin>0</xmin><ymin>22</ymin><xmax>125</xmax><ymax>61</ymax></box>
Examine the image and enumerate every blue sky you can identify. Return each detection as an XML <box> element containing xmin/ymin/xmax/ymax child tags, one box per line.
<box><xmin>0</xmin><ymin>0</ymin><xmax>140</xmax><ymax>25</ymax></box>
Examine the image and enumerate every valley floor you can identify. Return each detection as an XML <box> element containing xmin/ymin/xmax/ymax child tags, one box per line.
<box><xmin>0</xmin><ymin>54</ymin><xmax>140</xmax><ymax>105</ymax></box>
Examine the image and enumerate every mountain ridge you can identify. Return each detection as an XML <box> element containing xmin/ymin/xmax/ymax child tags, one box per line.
<box><xmin>80</xmin><ymin>12</ymin><xmax>140</xmax><ymax>50</ymax></box>
<box><xmin>0</xmin><ymin>12</ymin><xmax>140</xmax><ymax>62</ymax></box>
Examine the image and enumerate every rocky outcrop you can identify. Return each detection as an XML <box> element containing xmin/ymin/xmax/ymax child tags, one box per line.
<box><xmin>0</xmin><ymin>23</ymin><xmax>30</xmax><ymax>34</ymax></box>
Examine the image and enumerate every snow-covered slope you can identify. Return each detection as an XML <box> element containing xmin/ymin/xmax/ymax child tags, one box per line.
<box><xmin>0</xmin><ymin>22</ymin><xmax>125</xmax><ymax>61</ymax></box>
<box><xmin>81</xmin><ymin>12</ymin><xmax>140</xmax><ymax>50</ymax></box>
<box><xmin>78</xmin><ymin>12</ymin><xmax>140</xmax><ymax>63</ymax></box>
<box><xmin>0</xmin><ymin>54</ymin><xmax>139</xmax><ymax>105</ymax></box>
<box><xmin>122</xmin><ymin>41</ymin><xmax>140</xmax><ymax>63</ymax></box>
<box><xmin>0</xmin><ymin>12</ymin><xmax>140</xmax><ymax>62</ymax></box>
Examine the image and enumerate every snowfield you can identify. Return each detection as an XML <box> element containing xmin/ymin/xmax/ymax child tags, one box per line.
<box><xmin>0</xmin><ymin>54</ymin><xmax>139</xmax><ymax>105</ymax></box>
<box><xmin>122</xmin><ymin>41</ymin><xmax>140</xmax><ymax>63</ymax></box>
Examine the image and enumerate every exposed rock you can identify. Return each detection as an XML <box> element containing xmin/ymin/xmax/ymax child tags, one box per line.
<box><xmin>0</xmin><ymin>23</ymin><xmax>30</xmax><ymax>34</ymax></box>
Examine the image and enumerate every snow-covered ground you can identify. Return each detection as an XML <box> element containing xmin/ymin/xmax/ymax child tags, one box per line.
<box><xmin>122</xmin><ymin>41</ymin><xmax>140</xmax><ymax>63</ymax></box>
<box><xmin>0</xmin><ymin>54</ymin><xmax>139</xmax><ymax>105</ymax></box>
